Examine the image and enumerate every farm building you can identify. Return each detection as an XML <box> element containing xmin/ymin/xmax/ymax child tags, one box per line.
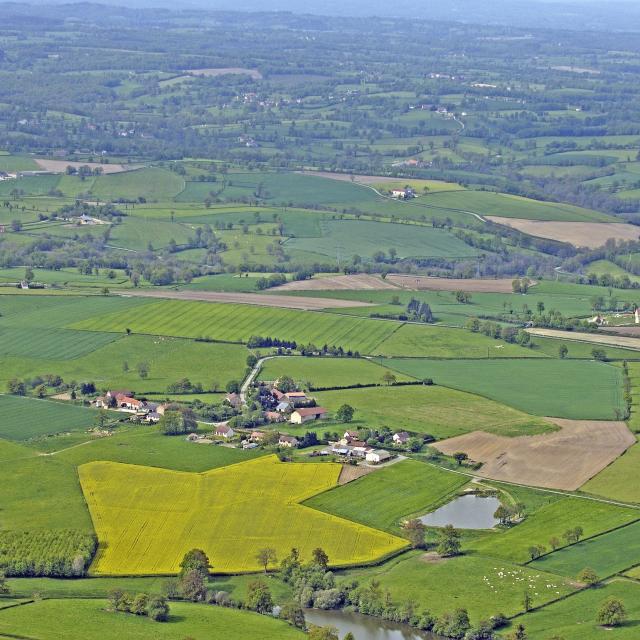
<box><xmin>225</xmin><ymin>392</ymin><xmax>242</xmax><ymax>409</ymax></box>
<box><xmin>265</xmin><ymin>411</ymin><xmax>284</xmax><ymax>423</ymax></box>
<box><xmin>366</xmin><ymin>449</ymin><xmax>392</xmax><ymax>464</ymax></box>
<box><xmin>250</xmin><ymin>430</ymin><xmax>266</xmax><ymax>441</ymax></box>
<box><xmin>279</xmin><ymin>434</ymin><xmax>299</xmax><ymax>448</ymax></box>
<box><xmin>283</xmin><ymin>391</ymin><xmax>308</xmax><ymax>407</ymax></box>
<box><xmin>215</xmin><ymin>425</ymin><xmax>235</xmax><ymax>438</ymax></box>
<box><xmin>290</xmin><ymin>407</ymin><xmax>328</xmax><ymax>424</ymax></box>
<box><xmin>393</xmin><ymin>431</ymin><xmax>410</xmax><ymax>445</ymax></box>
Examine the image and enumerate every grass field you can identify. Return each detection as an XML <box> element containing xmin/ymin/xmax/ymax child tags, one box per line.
<box><xmin>582</xmin><ymin>441</ymin><xmax>640</xmax><ymax>503</ymax></box>
<box><xmin>506</xmin><ymin>579</ymin><xmax>640</xmax><ymax>640</ymax></box>
<box><xmin>380</xmin><ymin>358</ymin><xmax>624</xmax><ymax>419</ymax></box>
<box><xmin>0</xmin><ymin>395</ymin><xmax>102</xmax><ymax>441</ymax></box>
<box><xmin>0</xmin><ymin>599</ymin><xmax>305</xmax><ymax>640</ymax></box>
<box><xmin>314</xmin><ymin>385</ymin><xmax>554</xmax><ymax>438</ymax></box>
<box><xmin>341</xmin><ymin>552</ymin><xmax>574</xmax><ymax>623</ymax></box>
<box><xmin>285</xmin><ymin>219</ymin><xmax>478</xmax><ymax>260</ymax></box>
<box><xmin>471</xmin><ymin>498</ymin><xmax>639</xmax><ymax>563</ymax></box>
<box><xmin>532</xmin><ymin>520</ymin><xmax>640</xmax><ymax>578</ymax></box>
<box><xmin>80</xmin><ymin>455</ymin><xmax>407</xmax><ymax>574</ymax></box>
<box><xmin>305</xmin><ymin>460</ymin><xmax>468</xmax><ymax>533</ymax></box>
<box><xmin>70</xmin><ymin>299</ymin><xmax>400</xmax><ymax>353</ymax></box>
<box><xmin>257</xmin><ymin>355</ymin><xmax>413</xmax><ymax>388</ymax></box>
<box><xmin>0</xmin><ymin>334</ymin><xmax>248</xmax><ymax>397</ymax></box>
<box><xmin>90</xmin><ymin>167</ymin><xmax>185</xmax><ymax>202</ymax></box>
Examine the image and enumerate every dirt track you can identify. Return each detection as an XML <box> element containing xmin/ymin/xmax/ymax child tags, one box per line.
<box><xmin>487</xmin><ymin>217</ymin><xmax>640</xmax><ymax>248</ymax></box>
<box><xmin>387</xmin><ymin>275</ymin><xmax>536</xmax><ymax>293</ymax></box>
<box><xmin>527</xmin><ymin>328</ymin><xmax>640</xmax><ymax>351</ymax></box>
<box><xmin>35</xmin><ymin>159</ymin><xmax>135</xmax><ymax>174</ymax></box>
<box><xmin>433</xmin><ymin>418</ymin><xmax>635</xmax><ymax>490</ymax></box>
<box><xmin>116</xmin><ymin>289</ymin><xmax>374</xmax><ymax>310</ymax></box>
<box><xmin>299</xmin><ymin>170</ymin><xmax>401</xmax><ymax>185</ymax></box>
<box><xmin>274</xmin><ymin>274</ymin><xmax>399</xmax><ymax>291</ymax></box>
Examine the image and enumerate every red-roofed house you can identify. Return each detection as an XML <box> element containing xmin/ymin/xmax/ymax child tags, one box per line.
<box><xmin>215</xmin><ymin>425</ymin><xmax>235</xmax><ymax>438</ymax></box>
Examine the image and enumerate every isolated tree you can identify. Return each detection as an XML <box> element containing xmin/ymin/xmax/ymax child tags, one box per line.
<box><xmin>466</xmin><ymin>317</ymin><xmax>480</xmax><ymax>332</ymax></box>
<box><xmin>453</xmin><ymin>451</ymin><xmax>468</xmax><ymax>466</ymax></box>
<box><xmin>136</xmin><ymin>361</ymin><xmax>149</xmax><ymax>379</ymax></box>
<box><xmin>179</xmin><ymin>549</ymin><xmax>210</xmax><ymax>579</ymax></box>
<box><xmin>591</xmin><ymin>348</ymin><xmax>607</xmax><ymax>361</ymax></box>
<box><xmin>226</xmin><ymin>380</ymin><xmax>240</xmax><ymax>394</ymax></box>
<box><xmin>558</xmin><ymin>344</ymin><xmax>568</xmax><ymax>359</ymax></box>
<box><xmin>437</xmin><ymin>525</ymin><xmax>461</xmax><ymax>557</ymax></box>
<box><xmin>0</xmin><ymin>572</ymin><xmax>9</xmax><ymax>595</ymax></box>
<box><xmin>522</xmin><ymin>590</ymin><xmax>532</xmax><ymax>612</ymax></box>
<box><xmin>549</xmin><ymin>536</ymin><xmax>561</xmax><ymax>551</ymax></box>
<box><xmin>256</xmin><ymin>547</ymin><xmax>277</xmax><ymax>573</ymax></box>
<box><xmin>312</xmin><ymin>547</ymin><xmax>329</xmax><ymax>569</ymax></box>
<box><xmin>180</xmin><ymin>570</ymin><xmax>207</xmax><ymax>601</ymax></box>
<box><xmin>403</xmin><ymin>518</ymin><xmax>426</xmax><ymax>549</ymax></box>
<box><xmin>122</xmin><ymin>361</ymin><xmax>129</xmax><ymax>373</ymax></box>
<box><xmin>131</xmin><ymin>593</ymin><xmax>148</xmax><ymax>615</ymax></box>
<box><xmin>494</xmin><ymin>505</ymin><xmax>513</xmax><ymax>525</ymax></box>
<box><xmin>597</xmin><ymin>597</ymin><xmax>627</xmax><ymax>627</ymax></box>
<box><xmin>528</xmin><ymin>545</ymin><xmax>545</xmax><ymax>560</ymax></box>
<box><xmin>247</xmin><ymin>354</ymin><xmax>258</xmax><ymax>368</ymax></box>
<box><xmin>382</xmin><ymin>371</ymin><xmax>397</xmax><ymax>386</ymax></box>
<box><xmin>335</xmin><ymin>404</ymin><xmax>355</xmax><ymax>423</ymax></box>
<box><xmin>508</xmin><ymin>623</ymin><xmax>528</xmax><ymax>639</ymax></box>
<box><xmin>247</xmin><ymin>580</ymin><xmax>273</xmax><ymax>614</ymax></box>
<box><xmin>147</xmin><ymin>595</ymin><xmax>170</xmax><ymax>622</ymax></box>
<box><xmin>577</xmin><ymin>567</ymin><xmax>599</xmax><ymax>586</ymax></box>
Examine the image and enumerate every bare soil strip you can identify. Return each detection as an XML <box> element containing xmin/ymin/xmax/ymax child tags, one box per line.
<box><xmin>34</xmin><ymin>159</ymin><xmax>136</xmax><ymax>174</ymax></box>
<box><xmin>299</xmin><ymin>170</ymin><xmax>405</xmax><ymax>185</ymax></box>
<box><xmin>487</xmin><ymin>217</ymin><xmax>640</xmax><ymax>248</ymax></box>
<box><xmin>433</xmin><ymin>418</ymin><xmax>635</xmax><ymax>491</ymax></box>
<box><xmin>387</xmin><ymin>275</ymin><xmax>536</xmax><ymax>293</ymax></box>
<box><xmin>274</xmin><ymin>274</ymin><xmax>399</xmax><ymax>291</ymax></box>
<box><xmin>115</xmin><ymin>289</ymin><xmax>374</xmax><ymax>310</ymax></box>
<box><xmin>526</xmin><ymin>328</ymin><xmax>640</xmax><ymax>351</ymax></box>
<box><xmin>338</xmin><ymin>464</ymin><xmax>376</xmax><ymax>485</ymax></box>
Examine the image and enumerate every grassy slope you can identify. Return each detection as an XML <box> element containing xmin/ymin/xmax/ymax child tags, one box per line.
<box><xmin>471</xmin><ymin>498</ymin><xmax>639</xmax><ymax>564</ymax></box>
<box><xmin>380</xmin><ymin>358</ymin><xmax>624</xmax><ymax>419</ymax></box>
<box><xmin>506</xmin><ymin>579</ymin><xmax>640</xmax><ymax>640</ymax></box>
<box><xmin>0</xmin><ymin>395</ymin><xmax>103</xmax><ymax>441</ymax></box>
<box><xmin>532</xmin><ymin>520</ymin><xmax>640</xmax><ymax>578</ymax></box>
<box><xmin>305</xmin><ymin>459</ymin><xmax>468</xmax><ymax>533</ymax></box>
<box><xmin>313</xmin><ymin>385</ymin><xmax>554</xmax><ymax>438</ymax></box>
<box><xmin>0</xmin><ymin>599</ymin><xmax>304</xmax><ymax>640</ymax></box>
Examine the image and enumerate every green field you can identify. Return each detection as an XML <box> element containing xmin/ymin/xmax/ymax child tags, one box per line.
<box><xmin>506</xmin><ymin>579</ymin><xmax>640</xmax><ymax>640</ymax></box>
<box><xmin>314</xmin><ymin>384</ymin><xmax>553</xmax><ymax>438</ymax></box>
<box><xmin>285</xmin><ymin>219</ymin><xmax>478</xmax><ymax>260</ymax></box>
<box><xmin>258</xmin><ymin>355</ymin><xmax>413</xmax><ymax>388</ymax></box>
<box><xmin>70</xmin><ymin>299</ymin><xmax>400</xmax><ymax>353</ymax></box>
<box><xmin>582</xmin><ymin>441</ymin><xmax>640</xmax><ymax>503</ymax></box>
<box><xmin>471</xmin><ymin>498</ymin><xmax>639</xmax><ymax>563</ymax></box>
<box><xmin>532</xmin><ymin>520</ymin><xmax>640</xmax><ymax>578</ymax></box>
<box><xmin>380</xmin><ymin>358</ymin><xmax>624</xmax><ymax>419</ymax></box>
<box><xmin>0</xmin><ymin>599</ymin><xmax>305</xmax><ymax>640</ymax></box>
<box><xmin>305</xmin><ymin>459</ymin><xmax>468</xmax><ymax>533</ymax></box>
<box><xmin>80</xmin><ymin>455</ymin><xmax>406</xmax><ymax>574</ymax></box>
<box><xmin>0</xmin><ymin>395</ymin><xmax>102</xmax><ymax>440</ymax></box>
<box><xmin>341</xmin><ymin>552</ymin><xmax>575</xmax><ymax>623</ymax></box>
<box><xmin>90</xmin><ymin>167</ymin><xmax>185</xmax><ymax>202</ymax></box>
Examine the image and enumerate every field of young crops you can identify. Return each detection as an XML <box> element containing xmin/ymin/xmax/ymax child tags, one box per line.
<box><xmin>90</xmin><ymin>167</ymin><xmax>185</xmax><ymax>202</ymax></box>
<box><xmin>0</xmin><ymin>395</ymin><xmax>101</xmax><ymax>440</ymax></box>
<box><xmin>80</xmin><ymin>455</ymin><xmax>407</xmax><ymax>575</ymax></box>
<box><xmin>0</xmin><ymin>599</ymin><xmax>305</xmax><ymax>640</ymax></box>
<box><xmin>70</xmin><ymin>299</ymin><xmax>400</xmax><ymax>353</ymax></box>
<box><xmin>380</xmin><ymin>358</ymin><xmax>625</xmax><ymax>419</ymax></box>
<box><xmin>305</xmin><ymin>460</ymin><xmax>468</xmax><ymax>533</ymax></box>
<box><xmin>471</xmin><ymin>498</ymin><xmax>639</xmax><ymax>564</ymax></box>
<box><xmin>532</xmin><ymin>520</ymin><xmax>640</xmax><ymax>578</ymax></box>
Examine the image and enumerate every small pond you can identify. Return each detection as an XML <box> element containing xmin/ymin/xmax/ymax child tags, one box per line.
<box><xmin>419</xmin><ymin>494</ymin><xmax>501</xmax><ymax>529</ymax></box>
<box><xmin>305</xmin><ymin>608</ymin><xmax>437</xmax><ymax>640</ymax></box>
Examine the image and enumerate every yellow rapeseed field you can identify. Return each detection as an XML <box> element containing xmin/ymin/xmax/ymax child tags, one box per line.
<box><xmin>79</xmin><ymin>455</ymin><xmax>407</xmax><ymax>575</ymax></box>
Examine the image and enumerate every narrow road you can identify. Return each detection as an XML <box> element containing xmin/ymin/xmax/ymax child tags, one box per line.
<box><xmin>240</xmin><ymin>355</ymin><xmax>274</xmax><ymax>405</ymax></box>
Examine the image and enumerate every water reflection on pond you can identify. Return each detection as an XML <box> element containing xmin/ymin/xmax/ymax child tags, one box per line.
<box><xmin>419</xmin><ymin>494</ymin><xmax>500</xmax><ymax>529</ymax></box>
<box><xmin>304</xmin><ymin>608</ymin><xmax>437</xmax><ymax>640</ymax></box>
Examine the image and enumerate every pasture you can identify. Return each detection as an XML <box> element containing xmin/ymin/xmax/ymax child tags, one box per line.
<box><xmin>89</xmin><ymin>167</ymin><xmax>185</xmax><ymax>202</ymax></box>
<box><xmin>305</xmin><ymin>459</ymin><xmax>468</xmax><ymax>533</ymax></box>
<box><xmin>314</xmin><ymin>385</ymin><xmax>553</xmax><ymax>438</ymax></box>
<box><xmin>0</xmin><ymin>599</ymin><xmax>305</xmax><ymax>640</ymax></box>
<box><xmin>582</xmin><ymin>440</ymin><xmax>640</xmax><ymax>502</ymax></box>
<box><xmin>0</xmin><ymin>395</ymin><xmax>102</xmax><ymax>441</ymax></box>
<box><xmin>380</xmin><ymin>358</ymin><xmax>625</xmax><ymax>419</ymax></box>
<box><xmin>471</xmin><ymin>498</ymin><xmax>639</xmax><ymax>563</ymax></box>
<box><xmin>507</xmin><ymin>579</ymin><xmax>640</xmax><ymax>640</ymax></box>
<box><xmin>285</xmin><ymin>219</ymin><xmax>478</xmax><ymax>260</ymax></box>
<box><xmin>341</xmin><ymin>552</ymin><xmax>574</xmax><ymax>623</ymax></box>
<box><xmin>80</xmin><ymin>455</ymin><xmax>407</xmax><ymax>574</ymax></box>
<box><xmin>532</xmin><ymin>520</ymin><xmax>640</xmax><ymax>578</ymax></box>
